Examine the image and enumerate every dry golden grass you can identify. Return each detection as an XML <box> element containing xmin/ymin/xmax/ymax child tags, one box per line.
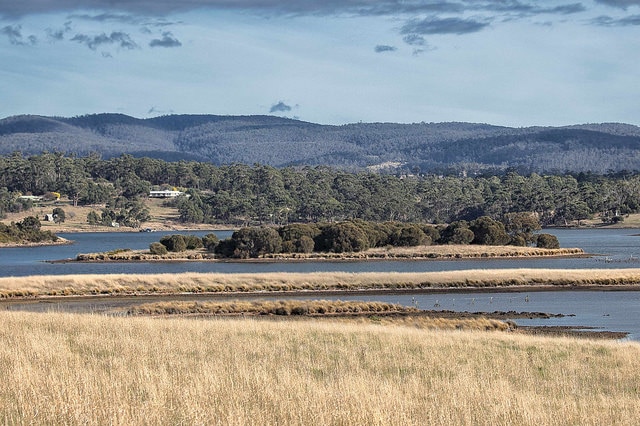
<box><xmin>122</xmin><ymin>300</ymin><xmax>512</xmax><ymax>332</ymax></box>
<box><xmin>1</xmin><ymin>198</ymin><xmax>225</xmax><ymax>233</ymax></box>
<box><xmin>75</xmin><ymin>244</ymin><xmax>584</xmax><ymax>261</ymax></box>
<box><xmin>2</xmin><ymin>269</ymin><xmax>640</xmax><ymax>299</ymax></box>
<box><xmin>1</xmin><ymin>310</ymin><xmax>639</xmax><ymax>425</ymax></box>
<box><xmin>267</xmin><ymin>244</ymin><xmax>584</xmax><ymax>260</ymax></box>
<box><xmin>123</xmin><ymin>299</ymin><xmax>417</xmax><ymax>316</ymax></box>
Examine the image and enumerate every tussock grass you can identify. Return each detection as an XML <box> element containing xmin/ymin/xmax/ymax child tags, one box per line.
<box><xmin>2</xmin><ymin>269</ymin><xmax>640</xmax><ymax>299</ymax></box>
<box><xmin>121</xmin><ymin>300</ymin><xmax>513</xmax><ymax>332</ymax></box>
<box><xmin>1</xmin><ymin>311</ymin><xmax>639</xmax><ymax>425</ymax></box>
<box><xmin>124</xmin><ymin>299</ymin><xmax>417</xmax><ymax>316</ymax></box>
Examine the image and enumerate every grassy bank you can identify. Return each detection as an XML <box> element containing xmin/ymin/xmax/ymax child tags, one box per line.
<box><xmin>0</xmin><ymin>311</ymin><xmax>638</xmax><ymax>425</ymax></box>
<box><xmin>120</xmin><ymin>300</ymin><xmax>512</xmax><ymax>332</ymax></box>
<box><xmin>74</xmin><ymin>244</ymin><xmax>585</xmax><ymax>262</ymax></box>
<box><xmin>2</xmin><ymin>269</ymin><xmax>640</xmax><ymax>299</ymax></box>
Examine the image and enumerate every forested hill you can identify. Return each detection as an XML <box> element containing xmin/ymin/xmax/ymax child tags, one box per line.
<box><xmin>2</xmin><ymin>113</ymin><xmax>640</xmax><ymax>173</ymax></box>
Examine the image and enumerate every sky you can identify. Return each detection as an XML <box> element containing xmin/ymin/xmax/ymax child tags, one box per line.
<box><xmin>1</xmin><ymin>0</ymin><xmax>639</xmax><ymax>127</ymax></box>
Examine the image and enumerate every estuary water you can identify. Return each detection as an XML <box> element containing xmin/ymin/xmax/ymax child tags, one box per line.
<box><xmin>1</xmin><ymin>228</ymin><xmax>640</xmax><ymax>277</ymax></box>
<box><xmin>2</xmin><ymin>228</ymin><xmax>640</xmax><ymax>339</ymax></box>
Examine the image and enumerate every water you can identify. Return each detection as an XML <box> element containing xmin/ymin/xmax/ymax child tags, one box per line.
<box><xmin>2</xmin><ymin>228</ymin><xmax>640</xmax><ymax>277</ymax></box>
<box><xmin>3</xmin><ymin>228</ymin><xmax>640</xmax><ymax>339</ymax></box>
<box><xmin>277</xmin><ymin>290</ymin><xmax>640</xmax><ymax>341</ymax></box>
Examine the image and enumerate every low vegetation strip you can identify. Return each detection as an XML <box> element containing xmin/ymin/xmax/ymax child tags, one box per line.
<box><xmin>74</xmin><ymin>244</ymin><xmax>584</xmax><ymax>262</ymax></box>
<box><xmin>1</xmin><ymin>311</ymin><xmax>639</xmax><ymax>425</ymax></box>
<box><xmin>2</xmin><ymin>269</ymin><xmax>640</xmax><ymax>299</ymax></box>
<box><xmin>120</xmin><ymin>300</ymin><xmax>512</xmax><ymax>332</ymax></box>
<box><xmin>123</xmin><ymin>300</ymin><xmax>416</xmax><ymax>316</ymax></box>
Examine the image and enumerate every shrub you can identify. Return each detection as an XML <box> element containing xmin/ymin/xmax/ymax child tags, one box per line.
<box><xmin>159</xmin><ymin>234</ymin><xmax>187</xmax><ymax>252</ymax></box>
<box><xmin>388</xmin><ymin>224</ymin><xmax>429</xmax><ymax>247</ymax></box>
<box><xmin>149</xmin><ymin>242</ymin><xmax>168</xmax><ymax>255</ymax></box>
<box><xmin>52</xmin><ymin>207</ymin><xmax>66</xmax><ymax>224</ymax></box>
<box><xmin>214</xmin><ymin>238</ymin><xmax>237</xmax><ymax>258</ymax></box>
<box><xmin>421</xmin><ymin>225</ymin><xmax>440</xmax><ymax>243</ymax></box>
<box><xmin>470</xmin><ymin>216</ymin><xmax>511</xmax><ymax>246</ymax></box>
<box><xmin>296</xmin><ymin>235</ymin><xmax>315</xmax><ymax>253</ymax></box>
<box><xmin>315</xmin><ymin>222</ymin><xmax>370</xmax><ymax>253</ymax></box>
<box><xmin>509</xmin><ymin>235</ymin><xmax>527</xmax><ymax>246</ymax></box>
<box><xmin>536</xmin><ymin>233</ymin><xmax>560</xmax><ymax>249</ymax></box>
<box><xmin>87</xmin><ymin>211</ymin><xmax>100</xmax><ymax>225</ymax></box>
<box><xmin>231</xmin><ymin>226</ymin><xmax>283</xmax><ymax>258</ymax></box>
<box><xmin>202</xmin><ymin>233</ymin><xmax>219</xmax><ymax>252</ymax></box>
<box><xmin>184</xmin><ymin>235</ymin><xmax>204</xmax><ymax>250</ymax></box>
<box><xmin>438</xmin><ymin>221</ymin><xmax>474</xmax><ymax>245</ymax></box>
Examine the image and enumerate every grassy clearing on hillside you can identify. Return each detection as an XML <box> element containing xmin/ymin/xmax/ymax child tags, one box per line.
<box><xmin>1</xmin><ymin>311</ymin><xmax>639</xmax><ymax>425</ymax></box>
<box><xmin>2</xmin><ymin>269</ymin><xmax>640</xmax><ymax>299</ymax></box>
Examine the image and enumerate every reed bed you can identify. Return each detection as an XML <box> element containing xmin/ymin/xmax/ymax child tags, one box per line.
<box><xmin>123</xmin><ymin>300</ymin><xmax>417</xmax><ymax>316</ymax></box>
<box><xmin>121</xmin><ymin>300</ymin><xmax>511</xmax><ymax>331</ymax></box>
<box><xmin>1</xmin><ymin>310</ymin><xmax>639</xmax><ymax>425</ymax></box>
<box><xmin>2</xmin><ymin>269</ymin><xmax>640</xmax><ymax>299</ymax></box>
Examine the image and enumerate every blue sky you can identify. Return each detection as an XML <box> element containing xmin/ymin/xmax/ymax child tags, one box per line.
<box><xmin>1</xmin><ymin>0</ymin><xmax>639</xmax><ymax>127</ymax></box>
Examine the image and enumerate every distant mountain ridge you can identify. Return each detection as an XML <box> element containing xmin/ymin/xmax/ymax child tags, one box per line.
<box><xmin>1</xmin><ymin>113</ymin><xmax>640</xmax><ymax>173</ymax></box>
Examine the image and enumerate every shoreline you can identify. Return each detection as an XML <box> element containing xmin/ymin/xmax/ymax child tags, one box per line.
<box><xmin>0</xmin><ymin>291</ymin><xmax>628</xmax><ymax>340</ymax></box>
<box><xmin>0</xmin><ymin>237</ymin><xmax>73</xmax><ymax>249</ymax></box>
<box><xmin>69</xmin><ymin>245</ymin><xmax>586</xmax><ymax>263</ymax></box>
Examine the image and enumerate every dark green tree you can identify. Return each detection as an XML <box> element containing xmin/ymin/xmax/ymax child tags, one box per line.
<box><xmin>231</xmin><ymin>226</ymin><xmax>283</xmax><ymax>258</ymax></box>
<box><xmin>469</xmin><ymin>216</ymin><xmax>511</xmax><ymax>246</ymax></box>
<box><xmin>159</xmin><ymin>234</ymin><xmax>187</xmax><ymax>252</ymax></box>
<box><xmin>536</xmin><ymin>233</ymin><xmax>560</xmax><ymax>249</ymax></box>
<box><xmin>315</xmin><ymin>222</ymin><xmax>370</xmax><ymax>253</ymax></box>
<box><xmin>52</xmin><ymin>207</ymin><xmax>66</xmax><ymax>224</ymax></box>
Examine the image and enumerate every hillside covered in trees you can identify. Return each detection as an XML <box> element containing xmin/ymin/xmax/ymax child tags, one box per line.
<box><xmin>2</xmin><ymin>114</ymin><xmax>640</xmax><ymax>173</ymax></box>
<box><xmin>2</xmin><ymin>153</ymin><xmax>639</xmax><ymax>228</ymax></box>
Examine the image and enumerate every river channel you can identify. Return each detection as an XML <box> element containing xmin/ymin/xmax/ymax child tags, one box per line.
<box><xmin>2</xmin><ymin>228</ymin><xmax>640</xmax><ymax>339</ymax></box>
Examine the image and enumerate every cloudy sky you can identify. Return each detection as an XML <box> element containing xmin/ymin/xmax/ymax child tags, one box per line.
<box><xmin>1</xmin><ymin>0</ymin><xmax>639</xmax><ymax>126</ymax></box>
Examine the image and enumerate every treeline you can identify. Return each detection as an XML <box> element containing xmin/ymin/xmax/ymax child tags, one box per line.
<box><xmin>153</xmin><ymin>216</ymin><xmax>559</xmax><ymax>259</ymax></box>
<box><xmin>2</xmin><ymin>152</ymin><xmax>640</xmax><ymax>226</ymax></box>
<box><xmin>0</xmin><ymin>216</ymin><xmax>59</xmax><ymax>245</ymax></box>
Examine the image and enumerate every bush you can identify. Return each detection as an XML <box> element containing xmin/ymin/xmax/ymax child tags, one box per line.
<box><xmin>52</xmin><ymin>207</ymin><xmax>66</xmax><ymax>224</ymax></box>
<box><xmin>202</xmin><ymin>233</ymin><xmax>219</xmax><ymax>252</ymax></box>
<box><xmin>231</xmin><ymin>226</ymin><xmax>283</xmax><ymax>258</ymax></box>
<box><xmin>388</xmin><ymin>224</ymin><xmax>429</xmax><ymax>247</ymax></box>
<box><xmin>536</xmin><ymin>233</ymin><xmax>560</xmax><ymax>249</ymax></box>
<box><xmin>509</xmin><ymin>234</ymin><xmax>527</xmax><ymax>246</ymax></box>
<box><xmin>469</xmin><ymin>216</ymin><xmax>511</xmax><ymax>246</ymax></box>
<box><xmin>421</xmin><ymin>225</ymin><xmax>440</xmax><ymax>243</ymax></box>
<box><xmin>159</xmin><ymin>234</ymin><xmax>187</xmax><ymax>252</ymax></box>
<box><xmin>296</xmin><ymin>235</ymin><xmax>315</xmax><ymax>253</ymax></box>
<box><xmin>438</xmin><ymin>221</ymin><xmax>474</xmax><ymax>245</ymax></box>
<box><xmin>214</xmin><ymin>238</ymin><xmax>237</xmax><ymax>258</ymax></box>
<box><xmin>184</xmin><ymin>235</ymin><xmax>204</xmax><ymax>250</ymax></box>
<box><xmin>315</xmin><ymin>222</ymin><xmax>370</xmax><ymax>253</ymax></box>
<box><xmin>149</xmin><ymin>242</ymin><xmax>168</xmax><ymax>255</ymax></box>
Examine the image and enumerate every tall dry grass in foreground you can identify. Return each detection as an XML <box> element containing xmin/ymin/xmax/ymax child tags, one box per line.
<box><xmin>1</xmin><ymin>311</ymin><xmax>639</xmax><ymax>425</ymax></box>
<box><xmin>3</xmin><ymin>269</ymin><xmax>640</xmax><ymax>299</ymax></box>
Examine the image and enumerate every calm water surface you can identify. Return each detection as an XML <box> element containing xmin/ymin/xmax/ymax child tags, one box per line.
<box><xmin>2</xmin><ymin>228</ymin><xmax>640</xmax><ymax>339</ymax></box>
<box><xmin>2</xmin><ymin>228</ymin><xmax>640</xmax><ymax>277</ymax></box>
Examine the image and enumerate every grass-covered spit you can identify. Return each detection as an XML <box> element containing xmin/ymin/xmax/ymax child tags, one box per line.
<box><xmin>2</xmin><ymin>269</ymin><xmax>640</xmax><ymax>299</ymax></box>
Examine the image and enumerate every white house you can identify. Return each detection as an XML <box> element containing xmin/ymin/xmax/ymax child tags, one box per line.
<box><xmin>149</xmin><ymin>190</ymin><xmax>184</xmax><ymax>198</ymax></box>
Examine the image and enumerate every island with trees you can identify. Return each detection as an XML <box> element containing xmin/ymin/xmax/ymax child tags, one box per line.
<box><xmin>73</xmin><ymin>217</ymin><xmax>581</xmax><ymax>262</ymax></box>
